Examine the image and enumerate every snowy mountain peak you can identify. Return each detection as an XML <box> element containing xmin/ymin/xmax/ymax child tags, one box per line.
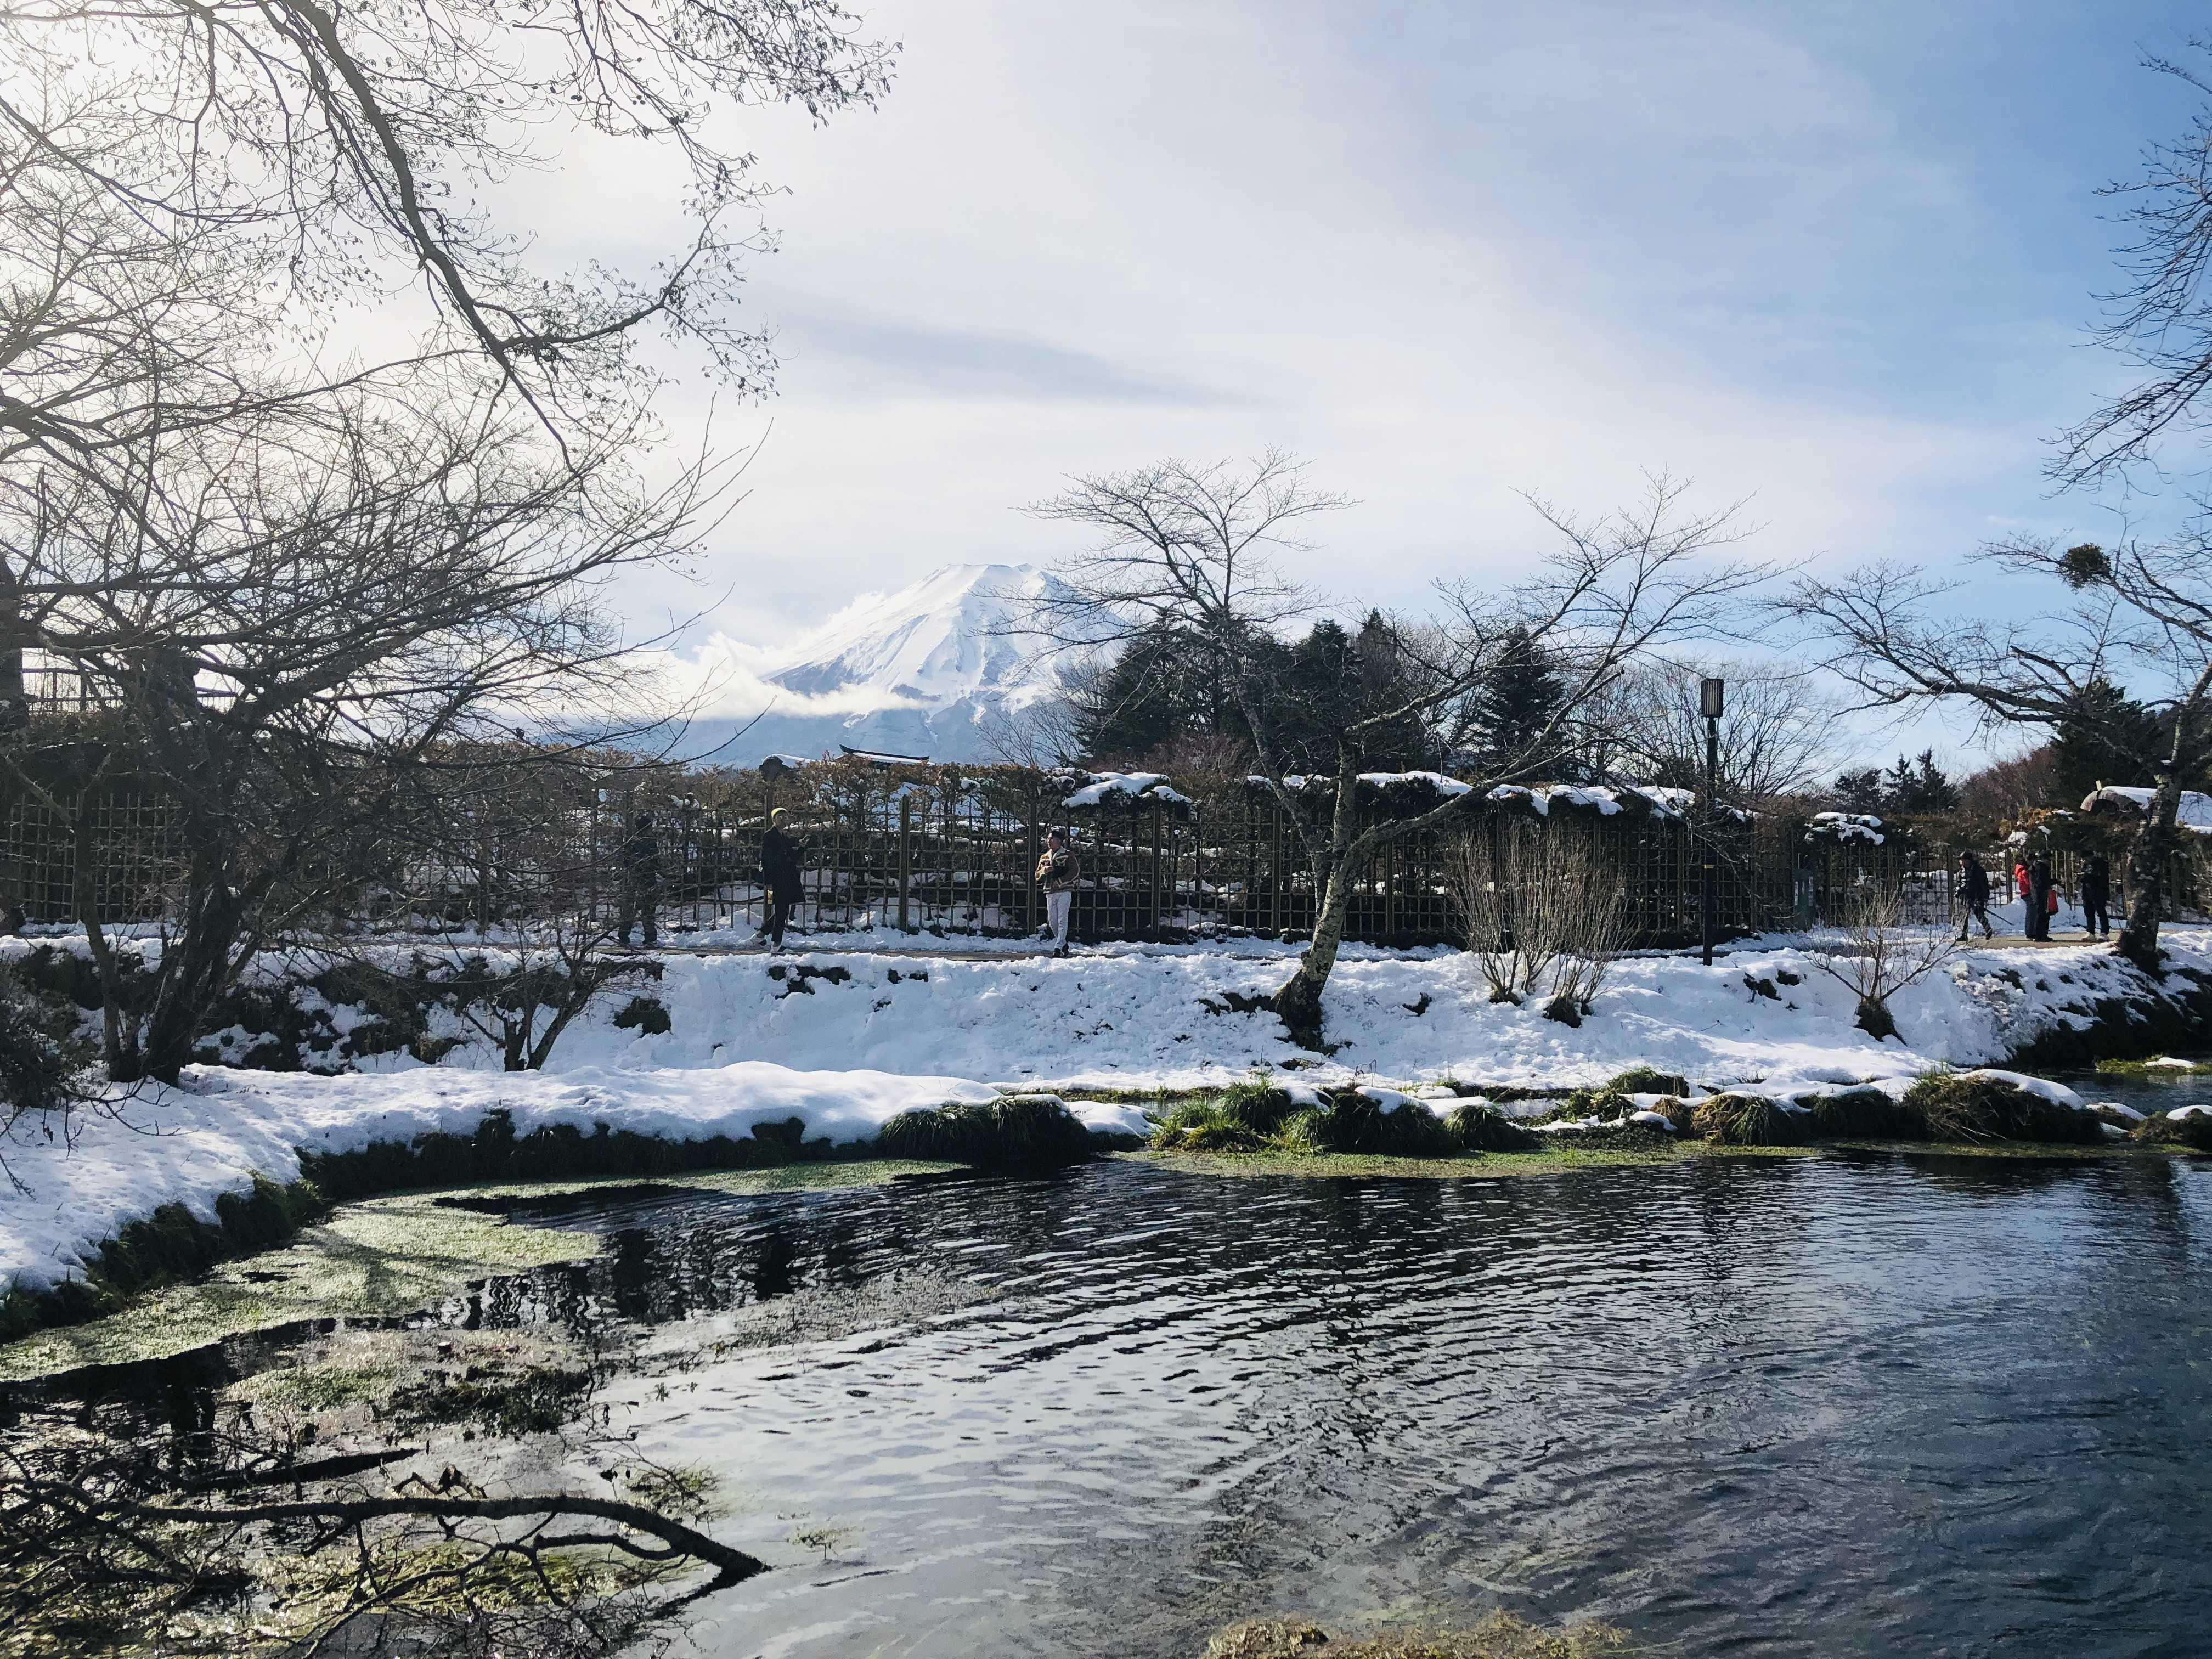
<box><xmin>703</xmin><ymin>562</ymin><xmax>1098</xmax><ymax>764</ymax></box>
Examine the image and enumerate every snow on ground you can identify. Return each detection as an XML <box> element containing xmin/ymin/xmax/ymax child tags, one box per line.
<box><xmin>6</xmin><ymin>924</ymin><xmax>2209</xmax><ymax>1301</ymax></box>
<box><xmin>0</xmin><ymin>1064</ymin><xmax>1152</xmax><ymax>1296</ymax></box>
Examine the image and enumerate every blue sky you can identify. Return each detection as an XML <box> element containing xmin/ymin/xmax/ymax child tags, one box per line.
<box><xmin>544</xmin><ymin>1</ymin><xmax>2212</xmax><ymax>769</ymax></box>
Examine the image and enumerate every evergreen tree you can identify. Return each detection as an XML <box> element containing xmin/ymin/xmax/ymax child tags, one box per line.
<box><xmin>2049</xmin><ymin>679</ymin><xmax>2164</xmax><ymax>803</ymax></box>
<box><xmin>1078</xmin><ymin>624</ymin><xmax>1215</xmax><ymax>760</ymax></box>
<box><xmin>1880</xmin><ymin>749</ymin><xmax>1960</xmax><ymax>814</ymax></box>
<box><xmin>1834</xmin><ymin>767</ymin><xmax>1884</xmax><ymax>812</ymax></box>
<box><xmin>1467</xmin><ymin>627</ymin><xmax>1569</xmax><ymax>780</ymax></box>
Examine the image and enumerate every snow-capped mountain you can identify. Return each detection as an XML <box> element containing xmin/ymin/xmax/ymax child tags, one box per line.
<box><xmin>692</xmin><ymin>564</ymin><xmax>1094</xmax><ymax>765</ymax></box>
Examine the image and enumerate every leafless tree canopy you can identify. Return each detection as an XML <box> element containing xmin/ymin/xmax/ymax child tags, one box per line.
<box><xmin>1779</xmin><ymin>532</ymin><xmax>2212</xmax><ymax>967</ymax></box>
<box><xmin>1</xmin><ymin>0</ymin><xmax>894</xmax><ymax>428</ymax></box>
<box><xmin>1593</xmin><ymin>658</ymin><xmax>1842</xmax><ymax>806</ymax></box>
<box><xmin>2054</xmin><ymin>41</ymin><xmax>2212</xmax><ymax>486</ymax></box>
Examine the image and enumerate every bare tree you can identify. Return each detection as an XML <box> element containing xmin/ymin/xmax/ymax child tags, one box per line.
<box><xmin>1597</xmin><ymin>658</ymin><xmax>1842</xmax><ymax>806</ymax></box>
<box><xmin>1446</xmin><ymin>819</ymin><xmax>1626</xmax><ymax>1022</ymax></box>
<box><xmin>2052</xmin><ymin>40</ymin><xmax>2212</xmax><ymax>487</ymax></box>
<box><xmin>1779</xmin><ymin>534</ymin><xmax>2212</xmax><ymax>970</ymax></box>
<box><xmin>1804</xmin><ymin>883</ymin><xmax>1958</xmax><ymax>1041</ymax></box>
<box><xmin>0</xmin><ymin>373</ymin><xmax>725</xmax><ymax>1081</ymax></box>
<box><xmin>1032</xmin><ymin>460</ymin><xmax>1763</xmax><ymax>1042</ymax></box>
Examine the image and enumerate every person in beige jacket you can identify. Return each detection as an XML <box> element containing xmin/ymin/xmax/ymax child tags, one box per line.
<box><xmin>1035</xmin><ymin>827</ymin><xmax>1079</xmax><ymax>957</ymax></box>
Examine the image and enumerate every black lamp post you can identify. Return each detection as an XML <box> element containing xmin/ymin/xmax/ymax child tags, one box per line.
<box><xmin>1700</xmin><ymin>676</ymin><xmax>1724</xmax><ymax>966</ymax></box>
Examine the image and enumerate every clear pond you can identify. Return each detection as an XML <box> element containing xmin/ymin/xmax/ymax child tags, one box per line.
<box><xmin>454</xmin><ymin>1141</ymin><xmax>2206</xmax><ymax>1657</ymax></box>
<box><xmin>30</xmin><ymin>1125</ymin><xmax>2212</xmax><ymax>1658</ymax></box>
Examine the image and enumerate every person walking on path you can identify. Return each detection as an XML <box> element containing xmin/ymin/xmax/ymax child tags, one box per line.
<box><xmin>1956</xmin><ymin>850</ymin><xmax>1995</xmax><ymax>940</ymax></box>
<box><xmin>617</xmin><ymin>810</ymin><xmax>661</xmax><ymax>949</ymax></box>
<box><xmin>2080</xmin><ymin>853</ymin><xmax>2113</xmax><ymax>939</ymax></box>
<box><xmin>2027</xmin><ymin>853</ymin><xmax>2056</xmax><ymax>942</ymax></box>
<box><xmin>758</xmin><ymin>807</ymin><xmax>803</xmax><ymax>951</ymax></box>
<box><xmin>1036</xmin><ymin>826</ymin><xmax>1079</xmax><ymax>957</ymax></box>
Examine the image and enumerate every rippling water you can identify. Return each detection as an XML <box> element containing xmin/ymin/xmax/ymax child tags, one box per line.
<box><xmin>458</xmin><ymin>1148</ymin><xmax>2212</xmax><ymax>1659</ymax></box>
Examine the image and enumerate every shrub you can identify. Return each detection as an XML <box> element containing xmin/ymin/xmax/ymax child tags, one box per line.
<box><xmin>611</xmin><ymin>995</ymin><xmax>672</xmax><ymax>1035</ymax></box>
<box><xmin>874</xmin><ymin>1095</ymin><xmax>1097</xmax><ymax>1167</ymax></box>
<box><xmin>1898</xmin><ymin>1072</ymin><xmax>2102</xmax><ymax>1145</ymax></box>
<box><xmin>1447</xmin><ymin>1101</ymin><xmax>1542</xmax><ymax>1152</ymax></box>
<box><xmin>1605</xmin><ymin>1065</ymin><xmax>1689</xmax><ymax>1097</ymax></box>
<box><xmin>1803</xmin><ymin>1087</ymin><xmax>1923</xmax><ymax>1141</ymax></box>
<box><xmin>1263</xmin><ymin>1091</ymin><xmax>1460</xmax><ymax>1158</ymax></box>
<box><xmin>1692</xmin><ymin>1093</ymin><xmax>1810</xmax><ymax>1146</ymax></box>
<box><xmin>2133</xmin><ymin>1109</ymin><xmax>2212</xmax><ymax>1152</ymax></box>
<box><xmin>1149</xmin><ymin>1101</ymin><xmax>1263</xmax><ymax>1153</ymax></box>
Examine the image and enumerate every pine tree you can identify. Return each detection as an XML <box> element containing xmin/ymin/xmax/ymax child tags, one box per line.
<box><xmin>1468</xmin><ymin>627</ymin><xmax>1569</xmax><ymax>780</ymax></box>
<box><xmin>2049</xmin><ymin>679</ymin><xmax>2164</xmax><ymax>803</ymax></box>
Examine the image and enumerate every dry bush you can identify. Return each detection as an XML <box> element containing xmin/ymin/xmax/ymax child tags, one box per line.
<box><xmin>1447</xmin><ymin>822</ymin><xmax>1628</xmax><ymax>1021</ymax></box>
<box><xmin>1805</xmin><ymin>883</ymin><xmax>1958</xmax><ymax>1040</ymax></box>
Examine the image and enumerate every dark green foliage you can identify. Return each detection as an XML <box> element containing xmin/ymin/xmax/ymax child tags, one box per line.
<box><xmin>1466</xmin><ymin>626</ymin><xmax>1572</xmax><ymax>782</ymax></box>
<box><xmin>2051</xmin><ymin>678</ymin><xmax>2165</xmax><ymax>801</ymax></box>
<box><xmin>1837</xmin><ymin>752</ymin><xmax>1959</xmax><ymax>815</ymax></box>
<box><xmin>11</xmin><ymin>945</ymin><xmax>112</xmax><ymax>1011</ymax></box>
<box><xmin>1898</xmin><ymin>1072</ymin><xmax>2103</xmax><ymax>1145</ymax></box>
<box><xmin>1290</xmin><ymin>1091</ymin><xmax>1460</xmax><ymax>1157</ymax></box>
<box><xmin>612</xmin><ymin>995</ymin><xmax>672</xmax><ymax>1035</ymax></box>
<box><xmin>299</xmin><ymin>1107</ymin><xmax>827</xmax><ymax>1203</ymax></box>
<box><xmin>1803</xmin><ymin>1087</ymin><xmax>1924</xmax><ymax>1140</ymax></box>
<box><xmin>1692</xmin><ymin>1093</ymin><xmax>1811</xmax><ymax>1146</ymax></box>
<box><xmin>1446</xmin><ymin>1101</ymin><xmax>1541</xmax><ymax>1151</ymax></box>
<box><xmin>2133</xmin><ymin>1110</ymin><xmax>2212</xmax><ymax>1151</ymax></box>
<box><xmin>1881</xmin><ymin>749</ymin><xmax>1960</xmax><ymax>814</ymax></box>
<box><xmin>873</xmin><ymin>1095</ymin><xmax>1099</xmax><ymax>1167</ymax></box>
<box><xmin>1605</xmin><ymin>1065</ymin><xmax>1689</xmax><ymax>1097</ymax></box>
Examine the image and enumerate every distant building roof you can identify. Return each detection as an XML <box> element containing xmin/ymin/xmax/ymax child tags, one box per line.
<box><xmin>839</xmin><ymin>744</ymin><xmax>930</xmax><ymax>766</ymax></box>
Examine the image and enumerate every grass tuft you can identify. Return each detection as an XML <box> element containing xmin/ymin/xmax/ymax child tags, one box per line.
<box><xmin>1899</xmin><ymin>1071</ymin><xmax>2103</xmax><ymax>1146</ymax></box>
<box><xmin>1203</xmin><ymin>1609</ymin><xmax>1626</xmax><ymax>1659</ymax></box>
<box><xmin>1692</xmin><ymin>1093</ymin><xmax>1810</xmax><ymax>1147</ymax></box>
<box><xmin>1604</xmin><ymin>1064</ymin><xmax>1689</xmax><ymax>1097</ymax></box>
<box><xmin>2132</xmin><ymin>1110</ymin><xmax>2212</xmax><ymax>1152</ymax></box>
<box><xmin>874</xmin><ymin>1095</ymin><xmax>1099</xmax><ymax>1167</ymax></box>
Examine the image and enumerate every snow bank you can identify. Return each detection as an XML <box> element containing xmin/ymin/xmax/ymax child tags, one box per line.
<box><xmin>2081</xmin><ymin>786</ymin><xmax>2212</xmax><ymax>834</ymax></box>
<box><xmin>0</xmin><ymin>1063</ymin><xmax>1152</xmax><ymax>1296</ymax></box>
<box><xmin>8</xmin><ymin>924</ymin><xmax>2209</xmax><ymax>1303</ymax></box>
<box><xmin>1060</xmin><ymin>771</ymin><xmax>1192</xmax><ymax>809</ymax></box>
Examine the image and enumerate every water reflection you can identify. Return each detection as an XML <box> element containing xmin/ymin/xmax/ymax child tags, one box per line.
<box><xmin>14</xmin><ymin>1150</ymin><xmax>2210</xmax><ymax>1658</ymax></box>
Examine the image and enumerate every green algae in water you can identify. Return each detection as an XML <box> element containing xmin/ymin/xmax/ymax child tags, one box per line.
<box><xmin>0</xmin><ymin>1159</ymin><xmax>961</xmax><ymax>1380</ymax></box>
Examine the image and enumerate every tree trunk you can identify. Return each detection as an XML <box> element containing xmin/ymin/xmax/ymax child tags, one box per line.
<box><xmin>2114</xmin><ymin>772</ymin><xmax>2182</xmax><ymax>973</ymax></box>
<box><xmin>140</xmin><ymin>847</ymin><xmax>247</xmax><ymax>1083</ymax></box>
<box><xmin>1272</xmin><ymin>861</ymin><xmax>1351</xmax><ymax>1047</ymax></box>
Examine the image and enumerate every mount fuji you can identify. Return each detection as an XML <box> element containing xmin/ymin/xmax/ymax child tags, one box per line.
<box><xmin>681</xmin><ymin>564</ymin><xmax>1096</xmax><ymax>766</ymax></box>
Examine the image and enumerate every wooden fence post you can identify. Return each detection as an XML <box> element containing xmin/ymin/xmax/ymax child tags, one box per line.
<box><xmin>1151</xmin><ymin>801</ymin><xmax>1164</xmax><ymax>935</ymax></box>
<box><xmin>898</xmin><ymin>794</ymin><xmax>912</xmax><ymax>931</ymax></box>
<box><xmin>1026</xmin><ymin>783</ymin><xmax>1041</xmax><ymax>937</ymax></box>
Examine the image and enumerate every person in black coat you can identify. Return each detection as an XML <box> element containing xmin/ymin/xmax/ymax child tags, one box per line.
<box><xmin>617</xmin><ymin>811</ymin><xmax>661</xmax><ymax>948</ymax></box>
<box><xmin>2080</xmin><ymin>853</ymin><xmax>2112</xmax><ymax>939</ymax></box>
<box><xmin>758</xmin><ymin>807</ymin><xmax>803</xmax><ymax>950</ymax></box>
<box><xmin>2025</xmin><ymin>853</ymin><xmax>2055</xmax><ymax>942</ymax></box>
<box><xmin>1956</xmin><ymin>850</ymin><xmax>1994</xmax><ymax>940</ymax></box>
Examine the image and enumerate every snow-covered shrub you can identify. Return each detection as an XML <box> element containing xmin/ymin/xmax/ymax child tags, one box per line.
<box><xmin>875</xmin><ymin>1095</ymin><xmax>1097</xmax><ymax>1166</ymax></box>
<box><xmin>1899</xmin><ymin>1072</ymin><xmax>2101</xmax><ymax>1145</ymax></box>
<box><xmin>1282</xmin><ymin>1091</ymin><xmax>1459</xmax><ymax>1158</ymax></box>
<box><xmin>2130</xmin><ymin>1107</ymin><xmax>2212</xmax><ymax>1152</ymax></box>
<box><xmin>1692</xmin><ymin>1093</ymin><xmax>1811</xmax><ymax>1146</ymax></box>
<box><xmin>1446</xmin><ymin>1101</ymin><xmax>1542</xmax><ymax>1151</ymax></box>
<box><xmin>0</xmin><ymin>963</ymin><xmax>98</xmax><ymax>1186</ymax></box>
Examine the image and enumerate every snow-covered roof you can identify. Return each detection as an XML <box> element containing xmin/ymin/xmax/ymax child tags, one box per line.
<box><xmin>2080</xmin><ymin>786</ymin><xmax>2212</xmax><ymax>834</ymax></box>
<box><xmin>1061</xmin><ymin>770</ymin><xmax>1194</xmax><ymax>810</ymax></box>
